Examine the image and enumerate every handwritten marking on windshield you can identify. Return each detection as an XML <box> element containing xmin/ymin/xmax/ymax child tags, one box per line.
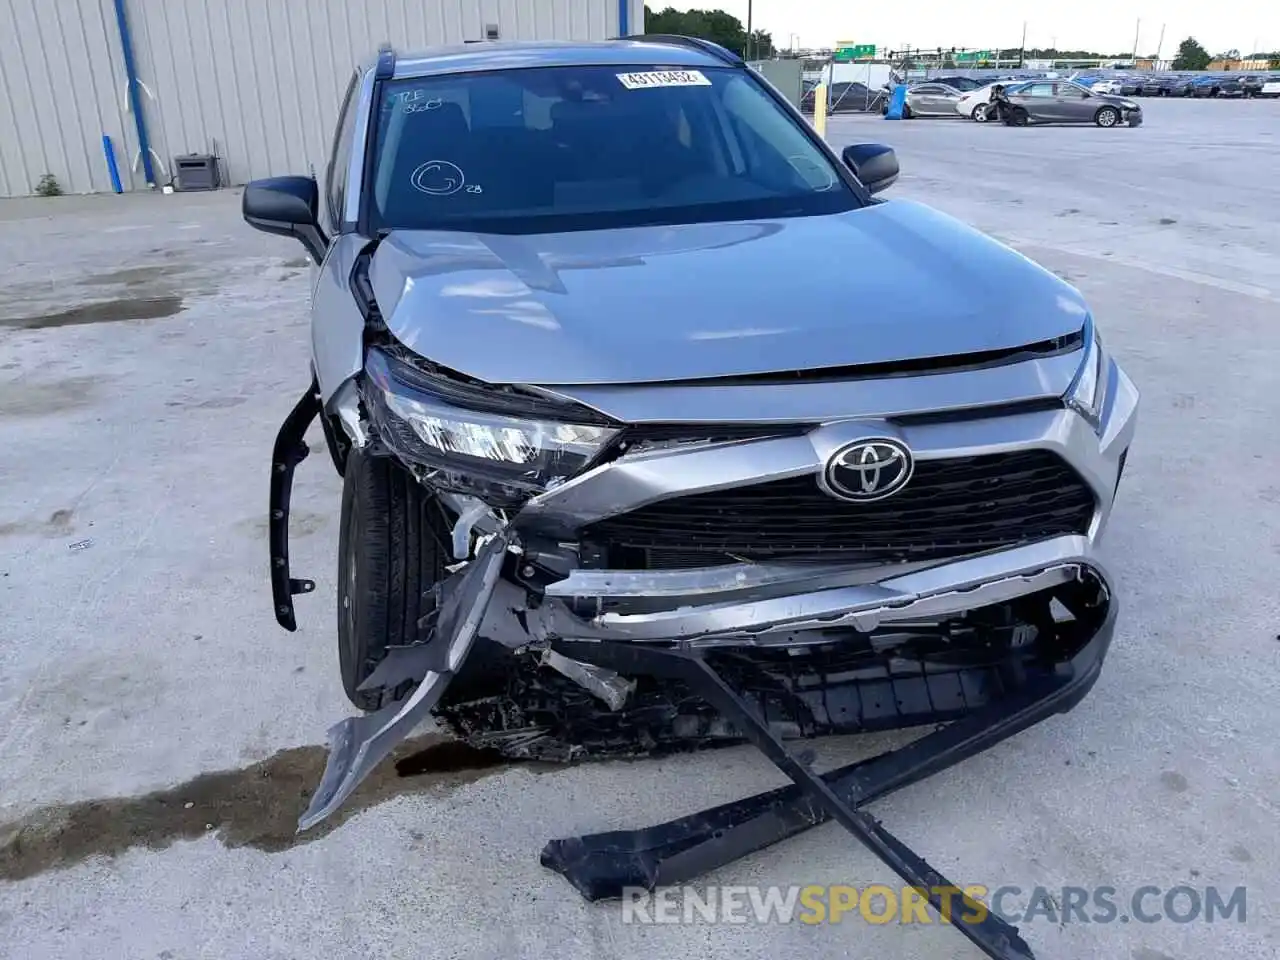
<box><xmin>405</xmin><ymin>99</ymin><xmax>444</xmax><ymax>114</ymax></box>
<box><xmin>411</xmin><ymin>160</ymin><xmax>466</xmax><ymax>196</ymax></box>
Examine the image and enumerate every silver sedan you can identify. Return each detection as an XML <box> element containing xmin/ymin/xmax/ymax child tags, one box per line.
<box><xmin>902</xmin><ymin>82</ymin><xmax>966</xmax><ymax>118</ymax></box>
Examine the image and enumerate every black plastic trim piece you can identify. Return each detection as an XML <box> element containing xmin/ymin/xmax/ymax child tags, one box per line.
<box><xmin>618</xmin><ymin>333</ymin><xmax>1085</xmax><ymax>389</ymax></box>
<box><xmin>269</xmin><ymin>379</ymin><xmax>321</xmax><ymax>631</ymax></box>
<box><xmin>541</xmin><ymin>615</ymin><xmax>1113</xmax><ymax>902</ymax></box>
<box><xmin>540</xmin><ymin>589</ymin><xmax>1115</xmax><ymax>960</ymax></box>
<box><xmin>543</xmin><ymin>638</ymin><xmax>1039</xmax><ymax>959</ymax></box>
<box><xmin>891</xmin><ymin>396</ymin><xmax>1066</xmax><ymax>427</ymax></box>
<box><xmin>618</xmin><ymin>422</ymin><xmax>812</xmax><ymax>445</ymax></box>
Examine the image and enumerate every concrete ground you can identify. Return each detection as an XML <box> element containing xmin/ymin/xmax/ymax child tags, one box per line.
<box><xmin>1</xmin><ymin>97</ymin><xmax>1278</xmax><ymax>959</ymax></box>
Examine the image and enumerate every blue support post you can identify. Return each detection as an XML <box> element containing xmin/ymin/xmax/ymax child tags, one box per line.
<box><xmin>102</xmin><ymin>134</ymin><xmax>123</xmax><ymax>193</ymax></box>
<box><xmin>884</xmin><ymin>84</ymin><xmax>907</xmax><ymax>119</ymax></box>
<box><xmin>111</xmin><ymin>0</ymin><xmax>156</xmax><ymax>186</ymax></box>
<box><xmin>618</xmin><ymin>0</ymin><xmax>629</xmax><ymax>36</ymax></box>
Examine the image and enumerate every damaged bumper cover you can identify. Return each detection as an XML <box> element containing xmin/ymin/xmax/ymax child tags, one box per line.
<box><xmin>300</xmin><ymin>533</ymin><xmax>1111</xmax><ymax>820</ymax></box>
<box><xmin>277</xmin><ymin>350</ymin><xmax>1135</xmax><ymax>960</ymax></box>
<box><xmin>301</xmin><ymin>528</ymin><xmax>1113</xmax><ymax>960</ymax></box>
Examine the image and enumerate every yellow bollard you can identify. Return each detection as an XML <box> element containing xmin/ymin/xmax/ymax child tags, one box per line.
<box><xmin>812</xmin><ymin>82</ymin><xmax>828</xmax><ymax>139</ymax></box>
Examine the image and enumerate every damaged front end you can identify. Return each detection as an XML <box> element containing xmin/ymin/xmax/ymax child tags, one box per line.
<box><xmin>269</xmin><ymin>332</ymin><xmax>1136</xmax><ymax>960</ymax></box>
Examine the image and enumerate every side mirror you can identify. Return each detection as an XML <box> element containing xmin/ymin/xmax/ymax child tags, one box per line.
<box><xmin>841</xmin><ymin>143</ymin><xmax>899</xmax><ymax>195</ymax></box>
<box><xmin>243</xmin><ymin>176</ymin><xmax>328</xmax><ymax>263</ymax></box>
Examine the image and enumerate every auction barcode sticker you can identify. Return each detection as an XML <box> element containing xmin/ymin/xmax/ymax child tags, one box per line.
<box><xmin>616</xmin><ymin>70</ymin><xmax>712</xmax><ymax>89</ymax></box>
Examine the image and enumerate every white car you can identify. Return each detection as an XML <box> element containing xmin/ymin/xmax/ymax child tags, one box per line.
<box><xmin>1261</xmin><ymin>78</ymin><xmax>1280</xmax><ymax>98</ymax></box>
<box><xmin>955</xmin><ymin>81</ymin><xmax>1028</xmax><ymax>121</ymax></box>
<box><xmin>1090</xmin><ymin>78</ymin><xmax>1123</xmax><ymax>94</ymax></box>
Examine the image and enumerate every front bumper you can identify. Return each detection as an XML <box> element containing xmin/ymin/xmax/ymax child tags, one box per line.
<box><xmin>272</xmin><ymin>351</ymin><xmax>1138</xmax><ymax>960</ymax></box>
<box><xmin>295</xmin><ymin>354</ymin><xmax>1137</xmax><ymax>822</ymax></box>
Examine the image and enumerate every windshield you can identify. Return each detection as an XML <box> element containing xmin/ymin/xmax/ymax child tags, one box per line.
<box><xmin>366</xmin><ymin>65</ymin><xmax>859</xmax><ymax>235</ymax></box>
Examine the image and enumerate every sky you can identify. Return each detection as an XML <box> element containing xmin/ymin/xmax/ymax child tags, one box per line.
<box><xmin>662</xmin><ymin>1</ymin><xmax>1279</xmax><ymax>57</ymax></box>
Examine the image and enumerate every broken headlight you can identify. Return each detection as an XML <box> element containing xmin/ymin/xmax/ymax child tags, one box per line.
<box><xmin>364</xmin><ymin>347</ymin><xmax>618</xmax><ymax>503</ymax></box>
<box><xmin>1066</xmin><ymin>318</ymin><xmax>1107</xmax><ymax>432</ymax></box>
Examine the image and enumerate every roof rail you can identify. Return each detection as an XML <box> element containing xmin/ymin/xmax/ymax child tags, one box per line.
<box><xmin>617</xmin><ymin>33</ymin><xmax>743</xmax><ymax>66</ymax></box>
<box><xmin>375</xmin><ymin>43</ymin><xmax>396</xmax><ymax>79</ymax></box>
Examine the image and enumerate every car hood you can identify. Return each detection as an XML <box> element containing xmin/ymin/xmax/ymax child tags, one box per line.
<box><xmin>369</xmin><ymin>200</ymin><xmax>1089</xmax><ymax>386</ymax></box>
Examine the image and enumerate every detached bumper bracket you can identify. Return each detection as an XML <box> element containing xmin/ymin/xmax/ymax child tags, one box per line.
<box><xmin>538</xmin><ymin>634</ymin><xmax>1119</xmax><ymax>960</ymax></box>
<box><xmin>270</xmin><ymin>379</ymin><xmax>321</xmax><ymax>631</ymax></box>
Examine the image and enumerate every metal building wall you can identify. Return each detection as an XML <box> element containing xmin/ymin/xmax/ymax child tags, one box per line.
<box><xmin>0</xmin><ymin>0</ymin><xmax>645</xmax><ymax>198</ymax></box>
<box><xmin>0</xmin><ymin>0</ymin><xmax>136</xmax><ymax>197</ymax></box>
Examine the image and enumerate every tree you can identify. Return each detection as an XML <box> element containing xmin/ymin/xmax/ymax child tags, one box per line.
<box><xmin>1172</xmin><ymin>37</ymin><xmax>1211</xmax><ymax>70</ymax></box>
<box><xmin>643</xmin><ymin>6</ymin><xmax>772</xmax><ymax>59</ymax></box>
<box><xmin>749</xmin><ymin>29</ymin><xmax>774</xmax><ymax>59</ymax></box>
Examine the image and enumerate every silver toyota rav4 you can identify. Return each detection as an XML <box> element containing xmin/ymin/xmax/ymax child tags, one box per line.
<box><xmin>245</xmin><ymin>36</ymin><xmax>1136</xmax><ymax>959</ymax></box>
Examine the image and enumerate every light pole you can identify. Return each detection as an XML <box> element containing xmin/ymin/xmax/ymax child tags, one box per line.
<box><xmin>746</xmin><ymin>0</ymin><xmax>753</xmax><ymax>61</ymax></box>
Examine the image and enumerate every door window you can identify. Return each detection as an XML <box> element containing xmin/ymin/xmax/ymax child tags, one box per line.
<box><xmin>325</xmin><ymin>72</ymin><xmax>360</xmax><ymax>232</ymax></box>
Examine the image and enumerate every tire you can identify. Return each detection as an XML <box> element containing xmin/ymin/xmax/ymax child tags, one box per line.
<box><xmin>971</xmin><ymin>104</ymin><xmax>989</xmax><ymax>122</ymax></box>
<box><xmin>1006</xmin><ymin>107</ymin><xmax>1029</xmax><ymax>127</ymax></box>
<box><xmin>1094</xmin><ymin>106</ymin><xmax>1120</xmax><ymax>128</ymax></box>
<box><xmin>901</xmin><ymin>103</ymin><xmax>913</xmax><ymax>119</ymax></box>
<box><xmin>337</xmin><ymin>448</ymin><xmax>451</xmax><ymax>711</ymax></box>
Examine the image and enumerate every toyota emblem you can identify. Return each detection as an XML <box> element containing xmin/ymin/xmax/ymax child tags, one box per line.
<box><xmin>821</xmin><ymin>439</ymin><xmax>914</xmax><ymax>502</ymax></box>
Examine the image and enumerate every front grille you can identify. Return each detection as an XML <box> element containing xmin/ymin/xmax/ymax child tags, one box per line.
<box><xmin>581</xmin><ymin>449</ymin><xmax>1096</xmax><ymax>570</ymax></box>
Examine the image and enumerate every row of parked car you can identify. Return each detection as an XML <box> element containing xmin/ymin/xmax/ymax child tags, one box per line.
<box><xmin>927</xmin><ymin>79</ymin><xmax>1144</xmax><ymax>127</ymax></box>
<box><xmin>800</xmin><ymin>72</ymin><xmax>1280</xmax><ymax>118</ymax></box>
<box><xmin>1083</xmin><ymin>74</ymin><xmax>1280</xmax><ymax>98</ymax></box>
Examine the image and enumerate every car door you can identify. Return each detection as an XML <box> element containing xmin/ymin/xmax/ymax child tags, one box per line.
<box><xmin>1010</xmin><ymin>81</ymin><xmax>1055</xmax><ymax>120</ymax></box>
<box><xmin>908</xmin><ymin>84</ymin><xmax>942</xmax><ymax>115</ymax></box>
<box><xmin>1052</xmin><ymin>82</ymin><xmax>1094</xmax><ymax>122</ymax></box>
<box><xmin>833</xmin><ymin>83</ymin><xmax>870</xmax><ymax>111</ymax></box>
<box><xmin>918</xmin><ymin>84</ymin><xmax>962</xmax><ymax>115</ymax></box>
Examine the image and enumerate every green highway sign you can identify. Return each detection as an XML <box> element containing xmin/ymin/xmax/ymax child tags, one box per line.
<box><xmin>954</xmin><ymin>50</ymin><xmax>992</xmax><ymax>62</ymax></box>
<box><xmin>833</xmin><ymin>44</ymin><xmax>876</xmax><ymax>62</ymax></box>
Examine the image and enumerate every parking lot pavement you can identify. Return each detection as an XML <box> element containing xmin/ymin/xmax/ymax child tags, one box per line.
<box><xmin>1</xmin><ymin>97</ymin><xmax>1278</xmax><ymax>959</ymax></box>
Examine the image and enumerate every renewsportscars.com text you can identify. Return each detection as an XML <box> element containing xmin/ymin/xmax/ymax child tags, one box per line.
<box><xmin>621</xmin><ymin>884</ymin><xmax>1247</xmax><ymax>926</ymax></box>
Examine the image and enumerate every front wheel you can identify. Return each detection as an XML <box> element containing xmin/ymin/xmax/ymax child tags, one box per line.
<box><xmin>972</xmin><ymin>104</ymin><xmax>989</xmax><ymax>122</ymax></box>
<box><xmin>337</xmin><ymin>449</ymin><xmax>452</xmax><ymax>711</ymax></box>
<box><xmin>1005</xmin><ymin>107</ymin><xmax>1029</xmax><ymax>126</ymax></box>
<box><xmin>1094</xmin><ymin>106</ymin><xmax>1120</xmax><ymax>128</ymax></box>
